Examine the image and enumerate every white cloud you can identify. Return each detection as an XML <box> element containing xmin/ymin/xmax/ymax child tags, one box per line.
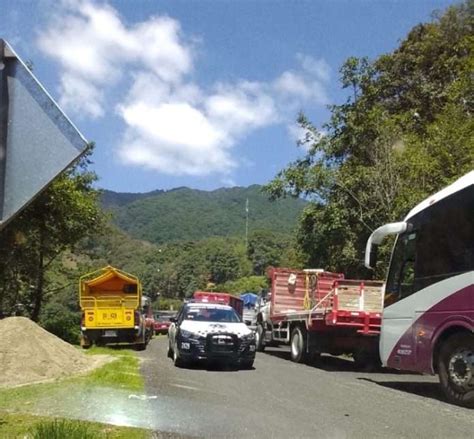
<box><xmin>38</xmin><ymin>0</ymin><xmax>192</xmax><ymax>118</ymax></box>
<box><xmin>273</xmin><ymin>54</ymin><xmax>330</xmax><ymax>104</ymax></box>
<box><xmin>120</xmin><ymin>102</ymin><xmax>223</xmax><ymax>149</ymax></box>
<box><xmin>37</xmin><ymin>0</ymin><xmax>331</xmax><ymax>178</ymax></box>
<box><xmin>296</xmin><ymin>53</ymin><xmax>331</xmax><ymax>82</ymax></box>
<box><xmin>206</xmin><ymin>82</ymin><xmax>278</xmax><ymax>133</ymax></box>
<box><xmin>116</xmin><ymin>76</ymin><xmax>277</xmax><ymax>176</ymax></box>
<box><xmin>274</xmin><ymin>71</ymin><xmax>313</xmax><ymax>97</ymax></box>
<box><xmin>59</xmin><ymin>73</ymin><xmax>105</xmax><ymax>118</ymax></box>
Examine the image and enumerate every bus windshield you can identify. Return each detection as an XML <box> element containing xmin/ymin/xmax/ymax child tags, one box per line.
<box><xmin>385</xmin><ymin>185</ymin><xmax>474</xmax><ymax>307</ymax></box>
<box><xmin>385</xmin><ymin>232</ymin><xmax>417</xmax><ymax>304</ymax></box>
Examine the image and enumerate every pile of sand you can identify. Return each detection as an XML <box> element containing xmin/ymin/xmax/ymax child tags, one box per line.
<box><xmin>0</xmin><ymin>317</ymin><xmax>109</xmax><ymax>388</ymax></box>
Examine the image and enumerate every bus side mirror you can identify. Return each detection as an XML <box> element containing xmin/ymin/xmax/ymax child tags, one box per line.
<box><xmin>369</xmin><ymin>246</ymin><xmax>378</xmax><ymax>269</ymax></box>
<box><xmin>365</xmin><ymin>221</ymin><xmax>407</xmax><ymax>269</ymax></box>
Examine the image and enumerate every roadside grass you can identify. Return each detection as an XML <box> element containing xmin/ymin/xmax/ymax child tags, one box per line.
<box><xmin>0</xmin><ymin>346</ymin><xmax>144</xmax><ymax>410</ymax></box>
<box><xmin>0</xmin><ymin>346</ymin><xmax>148</xmax><ymax>438</ymax></box>
<box><xmin>83</xmin><ymin>346</ymin><xmax>144</xmax><ymax>391</ymax></box>
<box><xmin>0</xmin><ymin>412</ymin><xmax>148</xmax><ymax>438</ymax></box>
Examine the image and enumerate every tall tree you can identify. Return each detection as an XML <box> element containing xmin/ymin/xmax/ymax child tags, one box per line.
<box><xmin>265</xmin><ymin>1</ymin><xmax>473</xmax><ymax>278</ymax></box>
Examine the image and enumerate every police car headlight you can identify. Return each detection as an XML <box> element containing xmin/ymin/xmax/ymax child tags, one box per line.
<box><xmin>242</xmin><ymin>332</ymin><xmax>255</xmax><ymax>341</ymax></box>
<box><xmin>179</xmin><ymin>329</ymin><xmax>195</xmax><ymax>339</ymax></box>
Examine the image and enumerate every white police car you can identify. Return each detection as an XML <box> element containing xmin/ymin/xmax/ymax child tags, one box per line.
<box><xmin>168</xmin><ymin>302</ymin><xmax>256</xmax><ymax>369</ymax></box>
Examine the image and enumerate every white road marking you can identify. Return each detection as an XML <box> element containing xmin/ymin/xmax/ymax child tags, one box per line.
<box><xmin>170</xmin><ymin>383</ymin><xmax>202</xmax><ymax>391</ymax></box>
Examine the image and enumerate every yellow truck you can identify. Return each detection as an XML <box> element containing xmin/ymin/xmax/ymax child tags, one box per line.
<box><xmin>79</xmin><ymin>266</ymin><xmax>150</xmax><ymax>350</ymax></box>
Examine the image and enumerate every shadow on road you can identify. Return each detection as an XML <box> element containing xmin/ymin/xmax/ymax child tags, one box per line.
<box><xmin>262</xmin><ymin>348</ymin><xmax>416</xmax><ymax>374</ymax></box>
<box><xmin>176</xmin><ymin>361</ymin><xmax>255</xmax><ymax>373</ymax></box>
<box><xmin>263</xmin><ymin>348</ymin><xmax>361</xmax><ymax>371</ymax></box>
<box><xmin>358</xmin><ymin>377</ymin><xmax>446</xmax><ymax>403</ymax></box>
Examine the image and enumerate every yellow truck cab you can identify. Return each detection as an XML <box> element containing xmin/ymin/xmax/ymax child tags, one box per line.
<box><xmin>79</xmin><ymin>266</ymin><xmax>148</xmax><ymax>350</ymax></box>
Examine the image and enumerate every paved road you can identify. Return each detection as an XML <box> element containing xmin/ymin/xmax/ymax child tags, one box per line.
<box><xmin>139</xmin><ymin>337</ymin><xmax>473</xmax><ymax>439</ymax></box>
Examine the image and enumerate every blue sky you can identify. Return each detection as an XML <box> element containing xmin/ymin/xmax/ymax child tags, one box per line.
<box><xmin>3</xmin><ymin>0</ymin><xmax>457</xmax><ymax>193</ymax></box>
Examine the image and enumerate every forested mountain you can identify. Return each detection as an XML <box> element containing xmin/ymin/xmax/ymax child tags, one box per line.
<box><xmin>102</xmin><ymin>185</ymin><xmax>306</xmax><ymax>244</ymax></box>
<box><xmin>101</xmin><ymin>189</ymin><xmax>164</xmax><ymax>208</ymax></box>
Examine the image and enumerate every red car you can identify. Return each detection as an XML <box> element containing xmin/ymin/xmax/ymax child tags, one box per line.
<box><xmin>154</xmin><ymin>312</ymin><xmax>176</xmax><ymax>335</ymax></box>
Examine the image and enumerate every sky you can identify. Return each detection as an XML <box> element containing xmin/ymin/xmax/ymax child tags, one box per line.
<box><xmin>2</xmin><ymin>0</ymin><xmax>458</xmax><ymax>193</ymax></box>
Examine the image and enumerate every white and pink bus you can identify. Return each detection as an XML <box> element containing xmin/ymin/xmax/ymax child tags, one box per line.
<box><xmin>365</xmin><ymin>171</ymin><xmax>473</xmax><ymax>407</ymax></box>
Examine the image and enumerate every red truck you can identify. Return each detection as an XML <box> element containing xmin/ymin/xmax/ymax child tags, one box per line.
<box><xmin>193</xmin><ymin>291</ymin><xmax>244</xmax><ymax>320</ymax></box>
<box><xmin>255</xmin><ymin>268</ymin><xmax>384</xmax><ymax>368</ymax></box>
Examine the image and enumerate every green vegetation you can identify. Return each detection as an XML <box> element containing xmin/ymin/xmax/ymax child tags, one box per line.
<box><xmin>104</xmin><ymin>185</ymin><xmax>305</xmax><ymax>244</ymax></box>
<box><xmin>0</xmin><ymin>413</ymin><xmax>148</xmax><ymax>439</ymax></box>
<box><xmin>40</xmin><ymin>302</ymin><xmax>81</xmax><ymax>344</ymax></box>
<box><xmin>153</xmin><ymin>297</ymin><xmax>182</xmax><ymax>311</ymax></box>
<box><xmin>220</xmin><ymin>276</ymin><xmax>269</xmax><ymax>295</ymax></box>
<box><xmin>30</xmin><ymin>419</ymin><xmax>103</xmax><ymax>439</ymax></box>
<box><xmin>67</xmin><ymin>229</ymin><xmax>295</xmax><ymax>303</ymax></box>
<box><xmin>266</xmin><ymin>1</ymin><xmax>474</xmax><ymax>278</ymax></box>
<box><xmin>84</xmin><ymin>347</ymin><xmax>144</xmax><ymax>391</ymax></box>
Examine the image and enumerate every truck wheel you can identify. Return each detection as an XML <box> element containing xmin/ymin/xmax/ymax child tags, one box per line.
<box><xmin>146</xmin><ymin>330</ymin><xmax>153</xmax><ymax>344</ymax></box>
<box><xmin>256</xmin><ymin>324</ymin><xmax>265</xmax><ymax>352</ymax></box>
<box><xmin>80</xmin><ymin>335</ymin><xmax>91</xmax><ymax>349</ymax></box>
<box><xmin>135</xmin><ymin>342</ymin><xmax>146</xmax><ymax>351</ymax></box>
<box><xmin>290</xmin><ymin>326</ymin><xmax>308</xmax><ymax>363</ymax></box>
<box><xmin>438</xmin><ymin>333</ymin><xmax>474</xmax><ymax>408</ymax></box>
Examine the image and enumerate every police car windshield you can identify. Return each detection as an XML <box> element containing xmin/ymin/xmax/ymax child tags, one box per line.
<box><xmin>184</xmin><ymin>306</ymin><xmax>240</xmax><ymax>323</ymax></box>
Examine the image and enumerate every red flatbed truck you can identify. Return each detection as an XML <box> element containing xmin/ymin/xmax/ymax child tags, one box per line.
<box><xmin>193</xmin><ymin>291</ymin><xmax>244</xmax><ymax>320</ymax></box>
<box><xmin>255</xmin><ymin>268</ymin><xmax>384</xmax><ymax>367</ymax></box>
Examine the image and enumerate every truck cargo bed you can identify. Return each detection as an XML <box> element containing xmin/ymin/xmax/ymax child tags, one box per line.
<box><xmin>270</xmin><ymin>269</ymin><xmax>384</xmax><ymax>334</ymax></box>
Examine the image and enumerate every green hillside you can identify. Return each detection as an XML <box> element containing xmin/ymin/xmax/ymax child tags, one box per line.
<box><xmin>102</xmin><ymin>185</ymin><xmax>305</xmax><ymax>244</ymax></box>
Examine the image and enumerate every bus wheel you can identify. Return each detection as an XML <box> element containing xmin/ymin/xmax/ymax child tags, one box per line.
<box><xmin>438</xmin><ymin>333</ymin><xmax>474</xmax><ymax>408</ymax></box>
<box><xmin>256</xmin><ymin>324</ymin><xmax>265</xmax><ymax>352</ymax></box>
<box><xmin>290</xmin><ymin>326</ymin><xmax>308</xmax><ymax>363</ymax></box>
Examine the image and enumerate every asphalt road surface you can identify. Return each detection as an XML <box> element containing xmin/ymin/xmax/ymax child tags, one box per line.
<box><xmin>139</xmin><ymin>337</ymin><xmax>473</xmax><ymax>439</ymax></box>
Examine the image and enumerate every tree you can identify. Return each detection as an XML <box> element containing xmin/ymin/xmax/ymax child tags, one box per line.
<box><xmin>265</xmin><ymin>1</ymin><xmax>473</xmax><ymax>278</ymax></box>
<box><xmin>0</xmin><ymin>145</ymin><xmax>106</xmax><ymax>320</ymax></box>
<box><xmin>247</xmin><ymin>230</ymin><xmax>293</xmax><ymax>275</ymax></box>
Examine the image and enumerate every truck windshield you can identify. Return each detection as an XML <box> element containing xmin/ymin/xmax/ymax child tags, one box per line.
<box><xmin>184</xmin><ymin>307</ymin><xmax>241</xmax><ymax>323</ymax></box>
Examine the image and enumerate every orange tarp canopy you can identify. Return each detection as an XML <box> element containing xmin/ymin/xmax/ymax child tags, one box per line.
<box><xmin>81</xmin><ymin>266</ymin><xmax>139</xmax><ymax>295</ymax></box>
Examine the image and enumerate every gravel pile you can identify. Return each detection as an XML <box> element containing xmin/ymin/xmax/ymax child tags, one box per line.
<box><xmin>0</xmin><ymin>316</ymin><xmax>106</xmax><ymax>388</ymax></box>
